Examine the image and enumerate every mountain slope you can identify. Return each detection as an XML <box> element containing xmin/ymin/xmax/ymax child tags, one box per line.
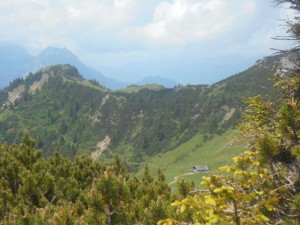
<box><xmin>0</xmin><ymin>65</ymin><xmax>215</xmax><ymax>161</ymax></box>
<box><xmin>137</xmin><ymin>129</ymin><xmax>244</xmax><ymax>185</ymax></box>
<box><xmin>0</xmin><ymin>52</ymin><xmax>289</xmax><ymax>172</ymax></box>
<box><xmin>138</xmin><ymin>52</ymin><xmax>300</xmax><ymax>182</ymax></box>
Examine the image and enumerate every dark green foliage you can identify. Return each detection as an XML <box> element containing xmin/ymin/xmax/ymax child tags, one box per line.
<box><xmin>0</xmin><ymin>135</ymin><xmax>193</xmax><ymax>224</ymax></box>
<box><xmin>8</xmin><ymin>77</ymin><xmax>24</xmax><ymax>90</ymax></box>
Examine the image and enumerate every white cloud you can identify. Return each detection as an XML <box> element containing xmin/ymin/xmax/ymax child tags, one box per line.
<box><xmin>0</xmin><ymin>0</ymin><xmax>142</xmax><ymax>54</ymax></box>
<box><xmin>0</xmin><ymin>0</ymin><xmax>284</xmax><ymax>54</ymax></box>
<box><xmin>124</xmin><ymin>0</ymin><xmax>258</xmax><ymax>45</ymax></box>
<box><xmin>114</xmin><ymin>0</ymin><xmax>130</xmax><ymax>8</ymax></box>
<box><xmin>0</xmin><ymin>0</ymin><xmax>297</xmax><ymax>84</ymax></box>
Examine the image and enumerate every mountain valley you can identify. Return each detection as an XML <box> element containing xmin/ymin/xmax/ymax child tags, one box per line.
<box><xmin>0</xmin><ymin>51</ymin><xmax>290</xmax><ymax>178</ymax></box>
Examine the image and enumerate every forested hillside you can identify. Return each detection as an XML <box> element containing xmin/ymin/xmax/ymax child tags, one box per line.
<box><xmin>0</xmin><ymin>53</ymin><xmax>280</xmax><ymax>170</ymax></box>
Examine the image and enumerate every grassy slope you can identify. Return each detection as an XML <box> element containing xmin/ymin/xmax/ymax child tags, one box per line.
<box><xmin>136</xmin><ymin>129</ymin><xmax>245</xmax><ymax>187</ymax></box>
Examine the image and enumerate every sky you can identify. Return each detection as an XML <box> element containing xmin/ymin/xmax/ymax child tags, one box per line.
<box><xmin>0</xmin><ymin>0</ymin><xmax>296</xmax><ymax>84</ymax></box>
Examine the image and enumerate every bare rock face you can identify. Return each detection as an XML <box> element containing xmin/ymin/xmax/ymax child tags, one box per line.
<box><xmin>277</xmin><ymin>51</ymin><xmax>300</xmax><ymax>74</ymax></box>
<box><xmin>255</xmin><ymin>51</ymin><xmax>300</xmax><ymax>76</ymax></box>
<box><xmin>1</xmin><ymin>84</ymin><xmax>25</xmax><ymax>110</ymax></box>
<box><xmin>91</xmin><ymin>136</ymin><xmax>111</xmax><ymax>160</ymax></box>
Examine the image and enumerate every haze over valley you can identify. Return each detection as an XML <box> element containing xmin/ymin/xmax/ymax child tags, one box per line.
<box><xmin>0</xmin><ymin>0</ymin><xmax>294</xmax><ymax>88</ymax></box>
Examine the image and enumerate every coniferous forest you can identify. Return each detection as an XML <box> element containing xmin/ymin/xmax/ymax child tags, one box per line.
<box><xmin>0</xmin><ymin>134</ymin><xmax>187</xmax><ymax>224</ymax></box>
<box><xmin>1</xmin><ymin>0</ymin><xmax>300</xmax><ymax>224</ymax></box>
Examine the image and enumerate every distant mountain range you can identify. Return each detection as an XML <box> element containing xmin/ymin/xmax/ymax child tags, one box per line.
<box><xmin>0</xmin><ymin>44</ymin><xmax>178</xmax><ymax>90</ymax></box>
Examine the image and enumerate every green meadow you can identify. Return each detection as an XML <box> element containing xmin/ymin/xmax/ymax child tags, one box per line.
<box><xmin>136</xmin><ymin>129</ymin><xmax>245</xmax><ymax>187</ymax></box>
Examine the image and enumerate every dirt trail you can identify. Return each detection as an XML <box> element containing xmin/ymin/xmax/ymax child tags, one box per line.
<box><xmin>91</xmin><ymin>136</ymin><xmax>111</xmax><ymax>160</ymax></box>
<box><xmin>168</xmin><ymin>172</ymin><xmax>195</xmax><ymax>185</ymax></box>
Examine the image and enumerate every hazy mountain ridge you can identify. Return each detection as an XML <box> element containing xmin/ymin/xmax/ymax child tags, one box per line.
<box><xmin>0</xmin><ymin>45</ymin><xmax>127</xmax><ymax>90</ymax></box>
<box><xmin>29</xmin><ymin>47</ymin><xmax>128</xmax><ymax>90</ymax></box>
<box><xmin>0</xmin><ymin>45</ymin><xmax>181</xmax><ymax>90</ymax></box>
<box><xmin>0</xmin><ymin>44</ymin><xmax>34</xmax><ymax>87</ymax></box>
